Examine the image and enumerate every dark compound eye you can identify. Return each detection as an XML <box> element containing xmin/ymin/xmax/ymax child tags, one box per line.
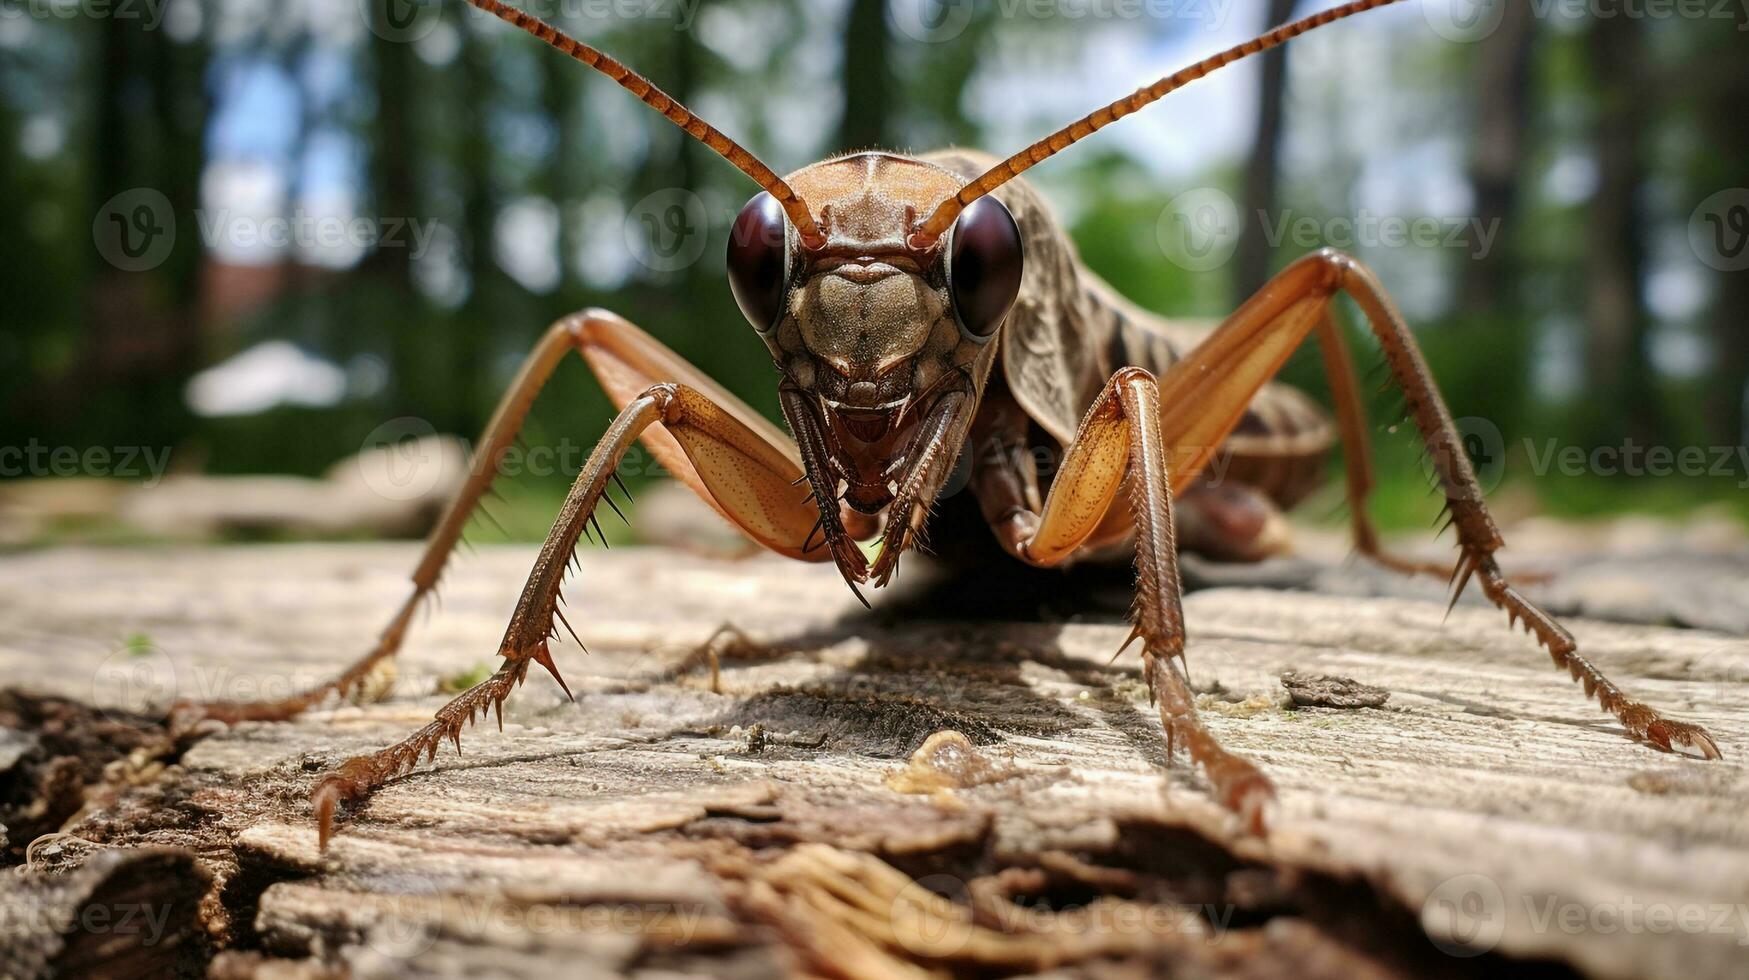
<box><xmin>946</xmin><ymin>195</ymin><xmax>1024</xmax><ymax>338</ymax></box>
<box><xmin>727</xmin><ymin>191</ymin><xmax>790</xmax><ymax>331</ymax></box>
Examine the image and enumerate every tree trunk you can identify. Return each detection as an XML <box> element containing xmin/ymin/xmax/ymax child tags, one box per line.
<box><xmin>1582</xmin><ymin>13</ymin><xmax>1662</xmax><ymax>446</ymax></box>
<box><xmin>836</xmin><ymin>0</ymin><xmax>895</xmax><ymax>154</ymax></box>
<box><xmin>1460</xmin><ymin>0</ymin><xmax>1537</xmax><ymax>316</ymax></box>
<box><xmin>1234</xmin><ymin>0</ymin><xmax>1297</xmax><ymax>303</ymax></box>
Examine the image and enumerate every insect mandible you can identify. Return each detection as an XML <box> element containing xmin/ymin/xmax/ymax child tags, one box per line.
<box><xmin>172</xmin><ymin>0</ymin><xmax>1722</xmax><ymax>849</ymax></box>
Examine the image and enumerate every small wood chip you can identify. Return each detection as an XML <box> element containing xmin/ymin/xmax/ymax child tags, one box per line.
<box><xmin>1280</xmin><ymin>670</ymin><xmax>1390</xmax><ymax>709</ymax></box>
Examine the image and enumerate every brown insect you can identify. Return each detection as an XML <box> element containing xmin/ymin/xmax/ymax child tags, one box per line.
<box><xmin>173</xmin><ymin>0</ymin><xmax>1721</xmax><ymax>849</ymax></box>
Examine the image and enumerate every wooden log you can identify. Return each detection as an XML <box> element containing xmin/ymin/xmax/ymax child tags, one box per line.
<box><xmin>0</xmin><ymin>541</ymin><xmax>1744</xmax><ymax>978</ymax></box>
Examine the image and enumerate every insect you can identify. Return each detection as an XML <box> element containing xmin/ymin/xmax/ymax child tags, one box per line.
<box><xmin>173</xmin><ymin>0</ymin><xmax>1721</xmax><ymax>849</ymax></box>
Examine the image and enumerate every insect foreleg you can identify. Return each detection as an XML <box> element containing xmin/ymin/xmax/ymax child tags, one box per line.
<box><xmin>175</xmin><ymin>311</ymin><xmax>831</xmax><ymax>735</ymax></box>
<box><xmin>172</xmin><ymin>317</ymin><xmax>605</xmax><ymax>729</ymax></box>
<box><xmin>986</xmin><ymin>367</ymin><xmax>1276</xmax><ymax>833</ymax></box>
<box><xmin>312</xmin><ymin>361</ymin><xmax>828</xmax><ymax>849</ymax></box>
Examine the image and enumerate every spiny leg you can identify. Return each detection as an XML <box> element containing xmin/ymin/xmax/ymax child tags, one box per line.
<box><xmin>173</xmin><ymin>310</ymin><xmax>832</xmax><ymax>733</ymax></box>
<box><xmin>312</xmin><ymin>376</ymin><xmax>827</xmax><ymax>849</ymax></box>
<box><xmin>980</xmin><ymin>367</ymin><xmax>1275</xmax><ymax>832</ymax></box>
<box><xmin>1155</xmin><ymin>249</ymin><xmax>1718</xmax><ymax>760</ymax></box>
<box><xmin>172</xmin><ymin>318</ymin><xmax>600</xmax><ymax>729</ymax></box>
<box><xmin>1312</xmin><ymin>309</ymin><xmax>1455</xmax><ymax>578</ymax></box>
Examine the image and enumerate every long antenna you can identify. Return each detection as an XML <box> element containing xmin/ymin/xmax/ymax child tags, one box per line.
<box><xmin>463</xmin><ymin>0</ymin><xmax>826</xmax><ymax>248</ymax></box>
<box><xmin>910</xmin><ymin>0</ymin><xmax>1408</xmax><ymax>248</ymax></box>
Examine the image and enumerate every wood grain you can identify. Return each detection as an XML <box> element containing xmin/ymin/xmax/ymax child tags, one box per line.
<box><xmin>0</xmin><ymin>541</ymin><xmax>1744</xmax><ymax>978</ymax></box>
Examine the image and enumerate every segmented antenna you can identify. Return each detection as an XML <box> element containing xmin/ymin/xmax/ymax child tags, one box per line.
<box><xmin>464</xmin><ymin>0</ymin><xmax>826</xmax><ymax>248</ymax></box>
<box><xmin>910</xmin><ymin>0</ymin><xmax>1408</xmax><ymax>248</ymax></box>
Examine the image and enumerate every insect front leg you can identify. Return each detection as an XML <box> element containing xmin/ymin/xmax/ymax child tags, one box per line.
<box><xmin>171</xmin><ymin>317</ymin><xmax>610</xmax><ymax>729</ymax></box>
<box><xmin>174</xmin><ymin>311</ymin><xmax>832</xmax><ymax>734</ymax></box>
<box><xmin>978</xmin><ymin>368</ymin><xmax>1276</xmax><ymax>833</ymax></box>
<box><xmin>311</xmin><ymin>329</ymin><xmax>828</xmax><ymax>848</ymax></box>
<box><xmin>1154</xmin><ymin>249</ymin><xmax>1719</xmax><ymax>760</ymax></box>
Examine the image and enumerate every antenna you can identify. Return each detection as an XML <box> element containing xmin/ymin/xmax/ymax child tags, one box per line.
<box><xmin>910</xmin><ymin>0</ymin><xmax>1407</xmax><ymax>248</ymax></box>
<box><xmin>464</xmin><ymin>0</ymin><xmax>826</xmax><ymax>248</ymax></box>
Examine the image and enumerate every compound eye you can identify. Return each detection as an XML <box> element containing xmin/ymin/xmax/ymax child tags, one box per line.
<box><xmin>946</xmin><ymin>196</ymin><xmax>1023</xmax><ymax>338</ymax></box>
<box><xmin>727</xmin><ymin>192</ymin><xmax>790</xmax><ymax>331</ymax></box>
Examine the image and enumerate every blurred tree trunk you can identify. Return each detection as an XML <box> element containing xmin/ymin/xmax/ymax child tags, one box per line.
<box><xmin>1234</xmin><ymin>0</ymin><xmax>1296</xmax><ymax>303</ymax></box>
<box><xmin>542</xmin><ymin>52</ymin><xmax>577</xmax><ymax>294</ymax></box>
<box><xmin>1693</xmin><ymin>26</ymin><xmax>1749</xmax><ymax>446</ymax></box>
<box><xmin>456</xmin><ymin>21</ymin><xmax>508</xmax><ymax>432</ymax></box>
<box><xmin>63</xmin><ymin>14</ymin><xmax>208</xmax><ymax>447</ymax></box>
<box><xmin>365</xmin><ymin>2</ymin><xmax>429</xmax><ymax>424</ymax></box>
<box><xmin>837</xmin><ymin>0</ymin><xmax>894</xmax><ymax>153</ymax></box>
<box><xmin>364</xmin><ymin>15</ymin><xmax>417</xmax><ymax>291</ymax></box>
<box><xmin>1582</xmin><ymin>13</ymin><xmax>1661</xmax><ymax>446</ymax></box>
<box><xmin>1460</xmin><ymin>0</ymin><xmax>1536</xmax><ymax>316</ymax></box>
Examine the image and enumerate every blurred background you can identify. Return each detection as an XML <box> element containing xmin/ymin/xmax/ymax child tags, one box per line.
<box><xmin>2</xmin><ymin>0</ymin><xmax>1747</xmax><ymax>548</ymax></box>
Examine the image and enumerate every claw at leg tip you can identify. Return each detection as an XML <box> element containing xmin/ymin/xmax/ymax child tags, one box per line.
<box><xmin>312</xmin><ymin>782</ymin><xmax>339</xmax><ymax>853</ymax></box>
